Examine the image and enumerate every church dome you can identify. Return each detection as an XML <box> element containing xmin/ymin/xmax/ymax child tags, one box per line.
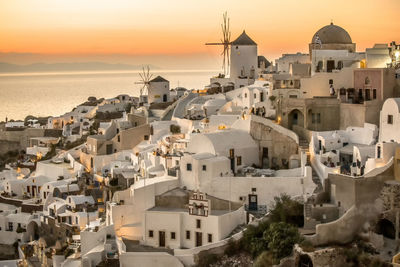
<box><xmin>311</xmin><ymin>23</ymin><xmax>352</xmax><ymax>44</ymax></box>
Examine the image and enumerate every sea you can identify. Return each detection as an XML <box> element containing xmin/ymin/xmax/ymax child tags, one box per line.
<box><xmin>0</xmin><ymin>69</ymin><xmax>217</xmax><ymax>121</ymax></box>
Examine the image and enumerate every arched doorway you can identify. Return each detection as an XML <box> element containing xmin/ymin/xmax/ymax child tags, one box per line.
<box><xmin>297</xmin><ymin>254</ymin><xmax>313</xmax><ymax>267</ymax></box>
<box><xmin>26</xmin><ymin>221</ymin><xmax>40</xmax><ymax>241</ymax></box>
<box><xmin>377</xmin><ymin>219</ymin><xmax>395</xmax><ymax>239</ymax></box>
<box><xmin>288</xmin><ymin>109</ymin><xmax>304</xmax><ymax>130</ymax></box>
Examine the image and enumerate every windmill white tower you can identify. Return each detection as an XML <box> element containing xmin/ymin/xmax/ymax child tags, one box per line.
<box><xmin>135</xmin><ymin>66</ymin><xmax>153</xmax><ymax>105</ymax></box>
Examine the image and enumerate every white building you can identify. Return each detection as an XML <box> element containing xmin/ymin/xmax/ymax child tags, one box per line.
<box><xmin>143</xmin><ymin>189</ymin><xmax>245</xmax><ymax>249</ymax></box>
<box><xmin>185</xmin><ymin>129</ymin><xmax>259</xmax><ymax>173</ymax></box>
<box><xmin>230</xmin><ymin>31</ymin><xmax>258</xmax><ymax>81</ymax></box>
<box><xmin>379</xmin><ymin>98</ymin><xmax>400</xmax><ymax>143</ymax></box>
<box><xmin>275</xmin><ymin>53</ymin><xmax>310</xmax><ymax>74</ymax></box>
<box><xmin>210</xmin><ymin>31</ymin><xmax>258</xmax><ymax>89</ymax></box>
<box><xmin>148</xmin><ymin>76</ymin><xmax>170</xmax><ymax>104</ymax></box>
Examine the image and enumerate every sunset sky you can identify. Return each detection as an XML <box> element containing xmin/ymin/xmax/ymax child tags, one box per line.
<box><xmin>1</xmin><ymin>0</ymin><xmax>399</xmax><ymax>69</ymax></box>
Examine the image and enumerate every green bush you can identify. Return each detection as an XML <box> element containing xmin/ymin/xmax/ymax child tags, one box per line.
<box><xmin>170</xmin><ymin>124</ymin><xmax>181</xmax><ymax>134</ymax></box>
<box><xmin>196</xmin><ymin>252</ymin><xmax>220</xmax><ymax>267</ymax></box>
<box><xmin>240</xmin><ymin>220</ymin><xmax>270</xmax><ymax>257</ymax></box>
<box><xmin>263</xmin><ymin>222</ymin><xmax>302</xmax><ymax>260</ymax></box>
<box><xmin>224</xmin><ymin>238</ymin><xmax>240</xmax><ymax>256</ymax></box>
<box><xmin>253</xmin><ymin>251</ymin><xmax>277</xmax><ymax>267</ymax></box>
<box><xmin>269</xmin><ymin>194</ymin><xmax>304</xmax><ymax>227</ymax></box>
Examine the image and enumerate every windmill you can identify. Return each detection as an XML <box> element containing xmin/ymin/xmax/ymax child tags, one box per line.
<box><xmin>206</xmin><ymin>12</ymin><xmax>231</xmax><ymax>76</ymax></box>
<box><xmin>135</xmin><ymin>65</ymin><xmax>153</xmax><ymax>104</ymax></box>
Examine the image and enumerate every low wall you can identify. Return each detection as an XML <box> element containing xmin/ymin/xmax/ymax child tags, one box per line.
<box><xmin>0</xmin><ymin>195</ymin><xmax>43</xmax><ymax>212</ymax></box>
<box><xmin>206</xmin><ymin>166</ymin><xmax>315</xmax><ymax>207</ymax></box>
<box><xmin>293</xmin><ymin>125</ymin><xmax>312</xmax><ymax>143</ymax></box>
<box><xmin>119</xmin><ymin>252</ymin><xmax>184</xmax><ymax>267</ymax></box>
<box><xmin>250</xmin><ymin>115</ymin><xmax>299</xmax><ymax>144</ymax></box>
<box><xmin>174</xmin><ymin>215</ymin><xmax>266</xmax><ymax>266</ymax></box>
<box><xmin>306</xmin><ymin>203</ymin><xmax>381</xmax><ymax>246</ymax></box>
<box><xmin>174</xmin><ymin>230</ymin><xmax>243</xmax><ymax>266</ymax></box>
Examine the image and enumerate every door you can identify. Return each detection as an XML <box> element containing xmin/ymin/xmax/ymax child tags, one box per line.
<box><xmin>229</xmin><ymin>149</ymin><xmax>235</xmax><ymax>173</ymax></box>
<box><xmin>262</xmin><ymin>147</ymin><xmax>269</xmax><ymax>168</ymax></box>
<box><xmin>248</xmin><ymin>194</ymin><xmax>258</xmax><ymax>211</ymax></box>
<box><xmin>327</xmin><ymin>60</ymin><xmax>335</xmax><ymax>72</ymax></box>
<box><xmin>195</xmin><ymin>232</ymin><xmax>202</xmax><ymax>247</ymax></box>
<box><xmin>159</xmin><ymin>231</ymin><xmax>165</xmax><ymax>247</ymax></box>
<box><xmin>32</xmin><ymin>186</ymin><xmax>36</xmax><ymax>197</ymax></box>
<box><xmin>106</xmin><ymin>144</ymin><xmax>113</xmax><ymax>155</ymax></box>
<box><xmin>163</xmin><ymin>94</ymin><xmax>168</xmax><ymax>102</ymax></box>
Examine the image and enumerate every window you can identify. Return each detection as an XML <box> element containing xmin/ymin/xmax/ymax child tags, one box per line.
<box><xmin>76</xmin><ymin>217</ymin><xmax>78</xmax><ymax>224</ymax></box>
<box><xmin>208</xmin><ymin>234</ymin><xmax>213</xmax><ymax>243</ymax></box>
<box><xmin>196</xmin><ymin>219</ymin><xmax>201</xmax><ymax>229</ymax></box>
<box><xmin>149</xmin><ymin>230</ymin><xmax>154</xmax><ymax>238</ymax></box>
<box><xmin>117</xmin><ymin>135</ymin><xmax>120</xmax><ymax>142</ymax></box>
<box><xmin>187</xmin><ymin>163</ymin><xmax>192</xmax><ymax>171</ymax></box>
<box><xmin>186</xmin><ymin>231</ymin><xmax>191</xmax><ymax>240</ymax></box>
<box><xmin>229</xmin><ymin>149</ymin><xmax>234</xmax><ymax>159</ymax></box>
<box><xmin>251</xmin><ymin>187</ymin><xmax>257</xmax><ymax>192</ymax></box>
<box><xmin>244</xmin><ymin>93</ymin><xmax>247</xmax><ymax>98</ymax></box>
<box><xmin>254</xmin><ymin>93</ymin><xmax>257</xmax><ymax>99</ymax></box>
<box><xmin>260</xmin><ymin>92</ymin><xmax>264</xmax><ymax>102</ymax></box>
<box><xmin>373</xmin><ymin>89</ymin><xmax>377</xmax><ymax>99</ymax></box>
<box><xmin>388</xmin><ymin>115</ymin><xmax>393</xmax><ymax>124</ymax></box>
<box><xmin>312</xmin><ymin>113</ymin><xmax>321</xmax><ymax>124</ymax></box>
<box><xmin>237</xmin><ymin>156</ymin><xmax>242</xmax><ymax>166</ymax></box>
<box><xmin>365</xmin><ymin>89</ymin><xmax>371</xmax><ymax>100</ymax></box>
<box><xmin>8</xmin><ymin>222</ymin><xmax>13</xmax><ymax>231</ymax></box>
<box><xmin>144</xmin><ymin>135</ymin><xmax>149</xmax><ymax>140</ymax></box>
<box><xmin>202</xmin><ymin>165</ymin><xmax>207</xmax><ymax>171</ymax></box>
<box><xmin>329</xmin><ymin>79</ymin><xmax>333</xmax><ymax>85</ymax></box>
<box><xmin>171</xmin><ymin>232</ymin><xmax>176</xmax><ymax>240</ymax></box>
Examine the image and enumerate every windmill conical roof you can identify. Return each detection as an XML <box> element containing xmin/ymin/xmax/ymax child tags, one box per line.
<box><xmin>150</xmin><ymin>76</ymin><xmax>169</xmax><ymax>83</ymax></box>
<box><xmin>231</xmin><ymin>31</ymin><xmax>257</xmax><ymax>46</ymax></box>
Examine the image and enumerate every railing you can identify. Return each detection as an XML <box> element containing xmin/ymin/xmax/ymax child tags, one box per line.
<box><xmin>244</xmin><ymin>204</ymin><xmax>268</xmax><ymax>214</ymax></box>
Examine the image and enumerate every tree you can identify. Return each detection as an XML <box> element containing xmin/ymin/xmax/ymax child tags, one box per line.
<box><xmin>269</xmin><ymin>194</ymin><xmax>304</xmax><ymax>227</ymax></box>
<box><xmin>240</xmin><ymin>220</ymin><xmax>270</xmax><ymax>258</ymax></box>
<box><xmin>170</xmin><ymin>124</ymin><xmax>181</xmax><ymax>134</ymax></box>
<box><xmin>263</xmin><ymin>222</ymin><xmax>302</xmax><ymax>260</ymax></box>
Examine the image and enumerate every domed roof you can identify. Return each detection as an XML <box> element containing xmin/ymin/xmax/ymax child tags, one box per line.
<box><xmin>232</xmin><ymin>30</ymin><xmax>257</xmax><ymax>46</ymax></box>
<box><xmin>312</xmin><ymin>23</ymin><xmax>352</xmax><ymax>44</ymax></box>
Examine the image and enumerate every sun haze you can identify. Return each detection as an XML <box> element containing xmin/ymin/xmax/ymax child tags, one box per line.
<box><xmin>0</xmin><ymin>0</ymin><xmax>399</xmax><ymax>68</ymax></box>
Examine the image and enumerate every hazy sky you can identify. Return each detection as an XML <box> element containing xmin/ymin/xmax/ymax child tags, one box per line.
<box><xmin>1</xmin><ymin>0</ymin><xmax>399</xmax><ymax>68</ymax></box>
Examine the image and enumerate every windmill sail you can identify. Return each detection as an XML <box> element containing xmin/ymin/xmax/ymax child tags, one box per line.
<box><xmin>135</xmin><ymin>66</ymin><xmax>153</xmax><ymax>104</ymax></box>
<box><xmin>206</xmin><ymin>12</ymin><xmax>231</xmax><ymax>76</ymax></box>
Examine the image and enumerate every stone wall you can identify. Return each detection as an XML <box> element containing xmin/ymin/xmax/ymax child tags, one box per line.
<box><xmin>0</xmin><ymin>140</ymin><xmax>21</xmax><ymax>155</ymax></box>
<box><xmin>326</xmin><ymin>163</ymin><xmax>394</xmax><ymax>212</ymax></box>
<box><xmin>339</xmin><ymin>101</ymin><xmax>382</xmax><ymax>130</ymax></box>
<box><xmin>0</xmin><ymin>128</ymin><xmax>62</xmax><ymax>154</ymax></box>
<box><xmin>250</xmin><ymin>120</ymin><xmax>298</xmax><ymax>169</ymax></box>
